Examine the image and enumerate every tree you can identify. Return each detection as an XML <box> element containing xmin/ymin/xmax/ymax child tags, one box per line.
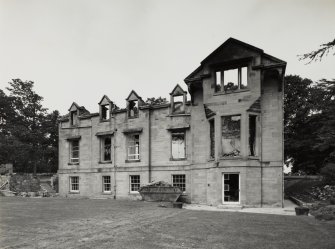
<box><xmin>145</xmin><ymin>97</ymin><xmax>168</xmax><ymax>105</ymax></box>
<box><xmin>299</xmin><ymin>38</ymin><xmax>335</xmax><ymax>63</ymax></box>
<box><xmin>284</xmin><ymin>75</ymin><xmax>335</xmax><ymax>174</ymax></box>
<box><xmin>0</xmin><ymin>79</ymin><xmax>60</xmax><ymax>173</ymax></box>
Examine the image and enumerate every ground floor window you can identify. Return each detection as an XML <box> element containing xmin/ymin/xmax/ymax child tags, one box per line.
<box><xmin>102</xmin><ymin>176</ymin><xmax>111</xmax><ymax>193</ymax></box>
<box><xmin>172</xmin><ymin>174</ymin><xmax>186</xmax><ymax>192</ymax></box>
<box><xmin>130</xmin><ymin>175</ymin><xmax>140</xmax><ymax>192</ymax></box>
<box><xmin>223</xmin><ymin>173</ymin><xmax>239</xmax><ymax>203</ymax></box>
<box><xmin>70</xmin><ymin>176</ymin><xmax>79</xmax><ymax>192</ymax></box>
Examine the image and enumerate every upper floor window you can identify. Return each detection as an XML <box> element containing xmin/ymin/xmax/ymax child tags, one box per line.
<box><xmin>171</xmin><ymin>132</ymin><xmax>186</xmax><ymax>159</ymax></box>
<box><xmin>215</xmin><ymin>66</ymin><xmax>247</xmax><ymax>92</ymax></box>
<box><xmin>127</xmin><ymin>134</ymin><xmax>140</xmax><ymax>161</ymax></box>
<box><xmin>209</xmin><ymin>119</ymin><xmax>215</xmax><ymax>159</ymax></box>
<box><xmin>101</xmin><ymin>136</ymin><xmax>112</xmax><ymax>162</ymax></box>
<box><xmin>221</xmin><ymin>115</ymin><xmax>241</xmax><ymax>157</ymax></box>
<box><xmin>70</xmin><ymin>140</ymin><xmax>80</xmax><ymax>163</ymax></box>
<box><xmin>249</xmin><ymin>115</ymin><xmax>258</xmax><ymax>157</ymax></box>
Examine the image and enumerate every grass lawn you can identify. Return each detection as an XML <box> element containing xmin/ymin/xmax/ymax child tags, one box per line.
<box><xmin>0</xmin><ymin>197</ymin><xmax>335</xmax><ymax>249</ymax></box>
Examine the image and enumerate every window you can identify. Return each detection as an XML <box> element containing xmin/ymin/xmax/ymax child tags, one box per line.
<box><xmin>221</xmin><ymin>115</ymin><xmax>241</xmax><ymax>157</ymax></box>
<box><xmin>172</xmin><ymin>95</ymin><xmax>184</xmax><ymax>114</ymax></box>
<box><xmin>102</xmin><ymin>176</ymin><xmax>111</xmax><ymax>193</ymax></box>
<box><xmin>249</xmin><ymin>115</ymin><xmax>258</xmax><ymax>156</ymax></box>
<box><xmin>171</xmin><ymin>132</ymin><xmax>186</xmax><ymax>159</ymax></box>
<box><xmin>70</xmin><ymin>176</ymin><xmax>79</xmax><ymax>192</ymax></box>
<box><xmin>70</xmin><ymin>111</ymin><xmax>77</xmax><ymax>126</ymax></box>
<box><xmin>130</xmin><ymin>175</ymin><xmax>140</xmax><ymax>192</ymax></box>
<box><xmin>209</xmin><ymin>119</ymin><xmax>215</xmax><ymax>158</ymax></box>
<box><xmin>215</xmin><ymin>66</ymin><xmax>248</xmax><ymax>92</ymax></box>
<box><xmin>101</xmin><ymin>104</ymin><xmax>110</xmax><ymax>120</ymax></box>
<box><xmin>70</xmin><ymin>140</ymin><xmax>79</xmax><ymax>163</ymax></box>
<box><xmin>128</xmin><ymin>100</ymin><xmax>139</xmax><ymax>118</ymax></box>
<box><xmin>101</xmin><ymin>136</ymin><xmax>112</xmax><ymax>161</ymax></box>
<box><xmin>172</xmin><ymin>174</ymin><xmax>186</xmax><ymax>192</ymax></box>
<box><xmin>127</xmin><ymin>134</ymin><xmax>140</xmax><ymax>160</ymax></box>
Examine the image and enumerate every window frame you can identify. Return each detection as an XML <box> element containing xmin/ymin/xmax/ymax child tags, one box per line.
<box><xmin>69</xmin><ymin>176</ymin><xmax>79</xmax><ymax>193</ymax></box>
<box><xmin>102</xmin><ymin>175</ymin><xmax>112</xmax><ymax>193</ymax></box>
<box><xmin>100</xmin><ymin>136</ymin><xmax>112</xmax><ymax>162</ymax></box>
<box><xmin>129</xmin><ymin>175</ymin><xmax>141</xmax><ymax>193</ymax></box>
<box><xmin>221</xmin><ymin>114</ymin><xmax>242</xmax><ymax>158</ymax></box>
<box><xmin>172</xmin><ymin>174</ymin><xmax>186</xmax><ymax>192</ymax></box>
<box><xmin>128</xmin><ymin>100</ymin><xmax>139</xmax><ymax>118</ymax></box>
<box><xmin>69</xmin><ymin>139</ymin><xmax>80</xmax><ymax>164</ymax></box>
<box><xmin>127</xmin><ymin>134</ymin><xmax>140</xmax><ymax>161</ymax></box>
<box><xmin>171</xmin><ymin>131</ymin><xmax>186</xmax><ymax>160</ymax></box>
<box><xmin>100</xmin><ymin>104</ymin><xmax>110</xmax><ymax>121</ymax></box>
<box><xmin>214</xmin><ymin>65</ymin><xmax>248</xmax><ymax>93</ymax></box>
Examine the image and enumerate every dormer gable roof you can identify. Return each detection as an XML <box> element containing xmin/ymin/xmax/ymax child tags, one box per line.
<box><xmin>98</xmin><ymin>95</ymin><xmax>112</xmax><ymax>105</ymax></box>
<box><xmin>170</xmin><ymin>84</ymin><xmax>187</xmax><ymax>96</ymax></box>
<box><xmin>68</xmin><ymin>102</ymin><xmax>80</xmax><ymax>112</ymax></box>
<box><xmin>126</xmin><ymin>90</ymin><xmax>143</xmax><ymax>102</ymax></box>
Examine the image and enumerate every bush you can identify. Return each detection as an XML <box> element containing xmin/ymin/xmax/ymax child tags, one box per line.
<box><xmin>320</xmin><ymin>163</ymin><xmax>335</xmax><ymax>184</ymax></box>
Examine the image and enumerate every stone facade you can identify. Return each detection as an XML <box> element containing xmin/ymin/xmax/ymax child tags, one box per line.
<box><xmin>58</xmin><ymin>38</ymin><xmax>286</xmax><ymax>207</ymax></box>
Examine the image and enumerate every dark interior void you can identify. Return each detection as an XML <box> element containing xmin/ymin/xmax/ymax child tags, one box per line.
<box><xmin>249</xmin><ymin>115</ymin><xmax>256</xmax><ymax>156</ymax></box>
<box><xmin>224</xmin><ymin>173</ymin><xmax>239</xmax><ymax>202</ymax></box>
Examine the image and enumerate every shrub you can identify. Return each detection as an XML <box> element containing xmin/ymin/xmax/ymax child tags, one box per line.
<box><xmin>320</xmin><ymin>163</ymin><xmax>335</xmax><ymax>184</ymax></box>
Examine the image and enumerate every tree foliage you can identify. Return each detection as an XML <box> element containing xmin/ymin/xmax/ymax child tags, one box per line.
<box><xmin>299</xmin><ymin>38</ymin><xmax>335</xmax><ymax>63</ymax></box>
<box><xmin>0</xmin><ymin>79</ymin><xmax>59</xmax><ymax>173</ymax></box>
<box><xmin>145</xmin><ymin>97</ymin><xmax>168</xmax><ymax>105</ymax></box>
<box><xmin>285</xmin><ymin>75</ymin><xmax>335</xmax><ymax>174</ymax></box>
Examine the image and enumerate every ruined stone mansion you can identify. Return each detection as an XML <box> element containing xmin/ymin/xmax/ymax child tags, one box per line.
<box><xmin>58</xmin><ymin>38</ymin><xmax>286</xmax><ymax>207</ymax></box>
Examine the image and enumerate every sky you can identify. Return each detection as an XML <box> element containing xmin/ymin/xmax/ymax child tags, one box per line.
<box><xmin>0</xmin><ymin>0</ymin><xmax>334</xmax><ymax>115</ymax></box>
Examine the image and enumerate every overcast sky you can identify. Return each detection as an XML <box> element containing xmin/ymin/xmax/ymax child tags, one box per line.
<box><xmin>0</xmin><ymin>0</ymin><xmax>334</xmax><ymax>115</ymax></box>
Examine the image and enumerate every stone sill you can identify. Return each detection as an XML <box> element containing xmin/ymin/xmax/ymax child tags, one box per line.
<box><xmin>169</xmin><ymin>158</ymin><xmax>187</xmax><ymax>161</ymax></box>
<box><xmin>102</xmin><ymin>192</ymin><xmax>113</xmax><ymax>195</ymax></box>
<box><xmin>98</xmin><ymin>161</ymin><xmax>113</xmax><ymax>164</ymax></box>
<box><xmin>125</xmin><ymin>159</ymin><xmax>141</xmax><ymax>163</ymax></box>
<box><xmin>167</xmin><ymin>113</ymin><xmax>191</xmax><ymax>117</ymax></box>
<box><xmin>213</xmin><ymin>88</ymin><xmax>249</xmax><ymax>96</ymax></box>
<box><xmin>68</xmin><ymin>191</ymin><xmax>80</xmax><ymax>194</ymax></box>
<box><xmin>68</xmin><ymin>163</ymin><xmax>79</xmax><ymax>165</ymax></box>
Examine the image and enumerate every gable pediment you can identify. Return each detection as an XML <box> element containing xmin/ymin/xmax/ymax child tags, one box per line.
<box><xmin>170</xmin><ymin>84</ymin><xmax>186</xmax><ymax>96</ymax></box>
<box><xmin>126</xmin><ymin>90</ymin><xmax>142</xmax><ymax>101</ymax></box>
<box><xmin>99</xmin><ymin>95</ymin><xmax>111</xmax><ymax>105</ymax></box>
<box><xmin>68</xmin><ymin>102</ymin><xmax>79</xmax><ymax>112</ymax></box>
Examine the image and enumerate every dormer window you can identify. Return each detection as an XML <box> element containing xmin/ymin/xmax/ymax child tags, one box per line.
<box><xmin>70</xmin><ymin>111</ymin><xmax>77</xmax><ymax>126</ymax></box>
<box><xmin>128</xmin><ymin>100</ymin><xmax>138</xmax><ymax>118</ymax></box>
<box><xmin>170</xmin><ymin>84</ymin><xmax>187</xmax><ymax>115</ymax></box>
<box><xmin>101</xmin><ymin>104</ymin><xmax>110</xmax><ymax>120</ymax></box>
<box><xmin>126</xmin><ymin>90</ymin><xmax>143</xmax><ymax>119</ymax></box>
<box><xmin>99</xmin><ymin>95</ymin><xmax>112</xmax><ymax>121</ymax></box>
<box><xmin>215</xmin><ymin>66</ymin><xmax>248</xmax><ymax>92</ymax></box>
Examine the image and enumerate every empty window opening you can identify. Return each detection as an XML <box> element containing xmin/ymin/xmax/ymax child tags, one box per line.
<box><xmin>223</xmin><ymin>173</ymin><xmax>239</xmax><ymax>203</ymax></box>
<box><xmin>172</xmin><ymin>174</ymin><xmax>186</xmax><ymax>192</ymax></box>
<box><xmin>249</xmin><ymin>115</ymin><xmax>257</xmax><ymax>156</ymax></box>
<box><xmin>102</xmin><ymin>136</ymin><xmax>112</xmax><ymax>161</ymax></box>
<box><xmin>209</xmin><ymin>119</ymin><xmax>215</xmax><ymax>158</ymax></box>
<box><xmin>215</xmin><ymin>71</ymin><xmax>222</xmax><ymax>92</ymax></box>
<box><xmin>215</xmin><ymin>66</ymin><xmax>248</xmax><ymax>92</ymax></box>
<box><xmin>127</xmin><ymin>134</ymin><xmax>140</xmax><ymax>160</ymax></box>
<box><xmin>101</xmin><ymin>104</ymin><xmax>110</xmax><ymax>120</ymax></box>
<box><xmin>70</xmin><ymin>176</ymin><xmax>79</xmax><ymax>192</ymax></box>
<box><xmin>172</xmin><ymin>95</ymin><xmax>184</xmax><ymax>114</ymax></box>
<box><xmin>130</xmin><ymin>175</ymin><xmax>140</xmax><ymax>192</ymax></box>
<box><xmin>70</xmin><ymin>111</ymin><xmax>77</xmax><ymax>126</ymax></box>
<box><xmin>70</xmin><ymin>140</ymin><xmax>79</xmax><ymax>163</ymax></box>
<box><xmin>128</xmin><ymin>100</ymin><xmax>139</xmax><ymax>118</ymax></box>
<box><xmin>221</xmin><ymin>115</ymin><xmax>241</xmax><ymax>157</ymax></box>
<box><xmin>171</xmin><ymin>132</ymin><xmax>186</xmax><ymax>159</ymax></box>
<box><xmin>102</xmin><ymin>176</ymin><xmax>111</xmax><ymax>193</ymax></box>
<box><xmin>224</xmin><ymin>68</ymin><xmax>239</xmax><ymax>91</ymax></box>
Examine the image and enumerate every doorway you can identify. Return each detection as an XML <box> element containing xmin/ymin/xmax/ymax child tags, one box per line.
<box><xmin>222</xmin><ymin>173</ymin><xmax>240</xmax><ymax>204</ymax></box>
